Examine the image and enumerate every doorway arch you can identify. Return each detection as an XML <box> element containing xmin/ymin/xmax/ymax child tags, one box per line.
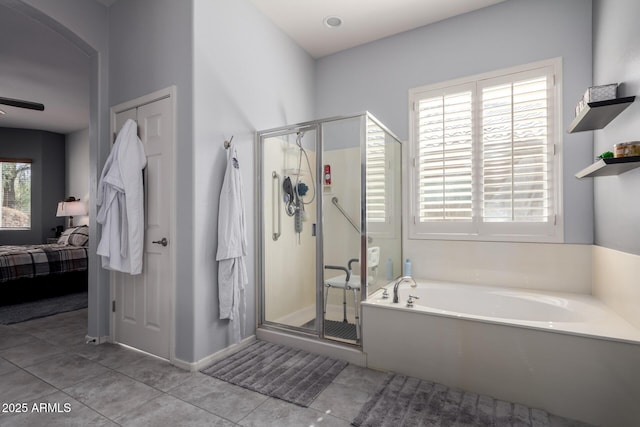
<box><xmin>2</xmin><ymin>0</ymin><xmax>110</xmax><ymax>341</ymax></box>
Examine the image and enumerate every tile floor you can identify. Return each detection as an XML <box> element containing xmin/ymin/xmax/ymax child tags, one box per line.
<box><xmin>0</xmin><ymin>308</ymin><xmax>589</xmax><ymax>426</ymax></box>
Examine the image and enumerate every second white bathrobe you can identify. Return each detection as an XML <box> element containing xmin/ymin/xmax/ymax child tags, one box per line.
<box><xmin>97</xmin><ymin>119</ymin><xmax>147</xmax><ymax>275</ymax></box>
<box><xmin>216</xmin><ymin>147</ymin><xmax>247</xmax><ymax>344</ymax></box>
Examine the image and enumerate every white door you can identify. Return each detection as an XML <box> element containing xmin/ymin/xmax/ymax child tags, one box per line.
<box><xmin>112</xmin><ymin>94</ymin><xmax>173</xmax><ymax>359</ymax></box>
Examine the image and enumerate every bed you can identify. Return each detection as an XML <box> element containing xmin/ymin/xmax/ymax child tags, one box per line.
<box><xmin>0</xmin><ymin>225</ymin><xmax>89</xmax><ymax>306</ymax></box>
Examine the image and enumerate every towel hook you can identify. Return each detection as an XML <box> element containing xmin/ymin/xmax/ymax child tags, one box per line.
<box><xmin>224</xmin><ymin>135</ymin><xmax>234</xmax><ymax>149</ymax></box>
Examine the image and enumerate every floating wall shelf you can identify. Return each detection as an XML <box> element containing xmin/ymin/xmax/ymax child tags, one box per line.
<box><xmin>567</xmin><ymin>96</ymin><xmax>636</xmax><ymax>133</ymax></box>
<box><xmin>575</xmin><ymin>156</ymin><xmax>640</xmax><ymax>178</ymax></box>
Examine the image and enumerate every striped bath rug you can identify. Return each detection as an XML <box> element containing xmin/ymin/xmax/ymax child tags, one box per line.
<box><xmin>201</xmin><ymin>340</ymin><xmax>347</xmax><ymax>407</ymax></box>
<box><xmin>352</xmin><ymin>374</ymin><xmax>560</xmax><ymax>427</ymax></box>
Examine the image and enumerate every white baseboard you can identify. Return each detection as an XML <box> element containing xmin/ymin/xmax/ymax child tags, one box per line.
<box><xmin>171</xmin><ymin>335</ymin><xmax>257</xmax><ymax>372</ymax></box>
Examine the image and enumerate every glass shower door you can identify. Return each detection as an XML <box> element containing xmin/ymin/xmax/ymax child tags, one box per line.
<box><xmin>321</xmin><ymin>116</ymin><xmax>364</xmax><ymax>344</ymax></box>
<box><xmin>260</xmin><ymin>127</ymin><xmax>318</xmax><ymax>332</ymax></box>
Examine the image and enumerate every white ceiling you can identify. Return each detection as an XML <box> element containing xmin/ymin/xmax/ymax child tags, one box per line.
<box><xmin>0</xmin><ymin>3</ymin><xmax>90</xmax><ymax>134</ymax></box>
<box><xmin>0</xmin><ymin>0</ymin><xmax>504</xmax><ymax>134</ymax></box>
<box><xmin>249</xmin><ymin>0</ymin><xmax>506</xmax><ymax>58</ymax></box>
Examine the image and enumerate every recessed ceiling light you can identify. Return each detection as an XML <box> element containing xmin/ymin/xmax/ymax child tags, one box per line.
<box><xmin>323</xmin><ymin>16</ymin><xmax>343</xmax><ymax>28</ymax></box>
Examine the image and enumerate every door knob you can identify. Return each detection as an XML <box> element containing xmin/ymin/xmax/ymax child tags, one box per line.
<box><xmin>152</xmin><ymin>237</ymin><xmax>168</xmax><ymax>247</ymax></box>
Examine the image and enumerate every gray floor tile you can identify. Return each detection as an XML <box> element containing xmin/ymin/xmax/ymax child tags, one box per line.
<box><xmin>310</xmin><ymin>382</ymin><xmax>371</xmax><ymax>422</ymax></box>
<box><xmin>0</xmin><ymin>337</ymin><xmax>65</xmax><ymax>367</ymax></box>
<box><xmin>0</xmin><ymin>390</ymin><xmax>117</xmax><ymax>427</ymax></box>
<box><xmin>332</xmin><ymin>363</ymin><xmax>389</xmax><ymax>393</ymax></box>
<box><xmin>169</xmin><ymin>373</ymin><xmax>268</xmax><ymax>422</ymax></box>
<box><xmin>10</xmin><ymin>308</ymin><xmax>88</xmax><ymax>333</ymax></box>
<box><xmin>114</xmin><ymin>394</ymin><xmax>235</xmax><ymax>427</ymax></box>
<box><xmin>29</xmin><ymin>323</ymin><xmax>87</xmax><ymax>348</ymax></box>
<box><xmin>0</xmin><ymin>328</ymin><xmax>39</xmax><ymax>350</ymax></box>
<box><xmin>0</xmin><ymin>357</ymin><xmax>18</xmax><ymax>375</ymax></box>
<box><xmin>238</xmin><ymin>398</ymin><xmax>352</xmax><ymax>427</ymax></box>
<box><xmin>63</xmin><ymin>370</ymin><xmax>162</xmax><ymax>419</ymax></box>
<box><xmin>0</xmin><ymin>369</ymin><xmax>57</xmax><ymax>402</ymax></box>
<box><xmin>25</xmin><ymin>352</ymin><xmax>111</xmax><ymax>389</ymax></box>
<box><xmin>114</xmin><ymin>354</ymin><xmax>194</xmax><ymax>392</ymax></box>
<box><xmin>550</xmin><ymin>414</ymin><xmax>595</xmax><ymax>427</ymax></box>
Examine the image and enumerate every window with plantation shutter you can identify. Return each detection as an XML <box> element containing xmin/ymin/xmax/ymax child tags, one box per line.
<box><xmin>409</xmin><ymin>59</ymin><xmax>562</xmax><ymax>242</ymax></box>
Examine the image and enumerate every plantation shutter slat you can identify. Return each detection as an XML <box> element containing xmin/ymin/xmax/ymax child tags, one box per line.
<box><xmin>417</xmin><ymin>90</ymin><xmax>473</xmax><ymax>222</ymax></box>
<box><xmin>366</xmin><ymin>118</ymin><xmax>387</xmax><ymax>223</ymax></box>
<box><xmin>480</xmin><ymin>75</ymin><xmax>551</xmax><ymax>223</ymax></box>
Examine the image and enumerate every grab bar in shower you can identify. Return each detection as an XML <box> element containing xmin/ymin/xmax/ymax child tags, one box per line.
<box><xmin>272</xmin><ymin>171</ymin><xmax>282</xmax><ymax>241</ymax></box>
<box><xmin>331</xmin><ymin>197</ymin><xmax>360</xmax><ymax>234</ymax></box>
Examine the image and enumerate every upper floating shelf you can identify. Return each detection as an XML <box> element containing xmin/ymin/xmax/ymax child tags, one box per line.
<box><xmin>567</xmin><ymin>96</ymin><xmax>636</xmax><ymax>133</ymax></box>
<box><xmin>575</xmin><ymin>155</ymin><xmax>640</xmax><ymax>178</ymax></box>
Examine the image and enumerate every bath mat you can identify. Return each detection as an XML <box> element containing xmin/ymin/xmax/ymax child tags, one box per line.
<box><xmin>0</xmin><ymin>291</ymin><xmax>87</xmax><ymax>325</ymax></box>
<box><xmin>352</xmin><ymin>374</ymin><xmax>554</xmax><ymax>427</ymax></box>
<box><xmin>201</xmin><ymin>340</ymin><xmax>347</xmax><ymax>407</ymax></box>
<box><xmin>302</xmin><ymin>319</ymin><xmax>358</xmax><ymax>341</ymax></box>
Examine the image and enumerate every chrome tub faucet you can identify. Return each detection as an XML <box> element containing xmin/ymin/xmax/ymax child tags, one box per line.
<box><xmin>393</xmin><ymin>275</ymin><xmax>417</xmax><ymax>303</ymax></box>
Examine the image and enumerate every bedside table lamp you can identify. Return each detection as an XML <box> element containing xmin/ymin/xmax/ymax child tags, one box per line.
<box><xmin>56</xmin><ymin>197</ymin><xmax>87</xmax><ymax>228</ymax></box>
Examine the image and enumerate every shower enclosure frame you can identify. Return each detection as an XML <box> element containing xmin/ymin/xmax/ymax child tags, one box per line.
<box><xmin>255</xmin><ymin>112</ymin><xmax>400</xmax><ymax>347</ymax></box>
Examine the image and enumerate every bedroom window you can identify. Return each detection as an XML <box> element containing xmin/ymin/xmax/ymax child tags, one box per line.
<box><xmin>408</xmin><ymin>58</ymin><xmax>562</xmax><ymax>242</ymax></box>
<box><xmin>0</xmin><ymin>159</ymin><xmax>32</xmax><ymax>229</ymax></box>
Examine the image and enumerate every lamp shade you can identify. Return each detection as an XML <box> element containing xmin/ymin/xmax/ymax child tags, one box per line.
<box><xmin>56</xmin><ymin>200</ymin><xmax>87</xmax><ymax>217</ymax></box>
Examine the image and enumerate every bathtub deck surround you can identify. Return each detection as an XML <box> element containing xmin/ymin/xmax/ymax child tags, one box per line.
<box><xmin>362</xmin><ymin>281</ymin><xmax>640</xmax><ymax>426</ymax></box>
<box><xmin>593</xmin><ymin>245</ymin><xmax>640</xmax><ymax>330</ymax></box>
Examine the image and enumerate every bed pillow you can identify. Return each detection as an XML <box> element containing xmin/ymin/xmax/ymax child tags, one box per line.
<box><xmin>67</xmin><ymin>225</ymin><xmax>89</xmax><ymax>247</ymax></box>
<box><xmin>57</xmin><ymin>227</ymin><xmax>76</xmax><ymax>245</ymax></box>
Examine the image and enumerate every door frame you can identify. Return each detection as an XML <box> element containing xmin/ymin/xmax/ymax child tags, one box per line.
<box><xmin>108</xmin><ymin>86</ymin><xmax>177</xmax><ymax>362</ymax></box>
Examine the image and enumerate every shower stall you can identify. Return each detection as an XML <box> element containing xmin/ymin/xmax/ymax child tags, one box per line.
<box><xmin>256</xmin><ymin>113</ymin><xmax>402</xmax><ymax>347</ymax></box>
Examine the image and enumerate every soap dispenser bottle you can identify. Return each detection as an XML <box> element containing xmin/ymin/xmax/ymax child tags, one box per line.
<box><xmin>404</xmin><ymin>258</ymin><xmax>412</xmax><ymax>277</ymax></box>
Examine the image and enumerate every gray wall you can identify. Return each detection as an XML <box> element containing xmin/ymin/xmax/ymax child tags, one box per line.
<box><xmin>593</xmin><ymin>0</ymin><xmax>640</xmax><ymax>255</ymax></box>
<box><xmin>108</xmin><ymin>0</ymin><xmax>195</xmax><ymax>361</ymax></box>
<box><xmin>18</xmin><ymin>0</ymin><xmax>110</xmax><ymax>340</ymax></box>
<box><xmin>65</xmin><ymin>128</ymin><xmax>89</xmax><ymax>227</ymax></box>
<box><xmin>316</xmin><ymin>0</ymin><xmax>594</xmax><ymax>244</ymax></box>
<box><xmin>0</xmin><ymin>128</ymin><xmax>65</xmax><ymax>245</ymax></box>
<box><xmin>192</xmin><ymin>0</ymin><xmax>315</xmax><ymax>362</ymax></box>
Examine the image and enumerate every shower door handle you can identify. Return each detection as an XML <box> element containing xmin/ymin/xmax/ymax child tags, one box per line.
<box><xmin>272</xmin><ymin>171</ymin><xmax>281</xmax><ymax>241</ymax></box>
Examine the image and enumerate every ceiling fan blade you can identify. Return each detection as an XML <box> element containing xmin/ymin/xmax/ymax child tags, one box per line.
<box><xmin>0</xmin><ymin>97</ymin><xmax>45</xmax><ymax>111</ymax></box>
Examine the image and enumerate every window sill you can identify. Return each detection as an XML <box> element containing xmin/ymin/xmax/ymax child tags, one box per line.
<box><xmin>408</xmin><ymin>231</ymin><xmax>564</xmax><ymax>244</ymax></box>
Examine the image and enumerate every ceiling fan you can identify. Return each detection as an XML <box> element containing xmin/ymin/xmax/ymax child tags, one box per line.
<box><xmin>0</xmin><ymin>96</ymin><xmax>44</xmax><ymax>111</ymax></box>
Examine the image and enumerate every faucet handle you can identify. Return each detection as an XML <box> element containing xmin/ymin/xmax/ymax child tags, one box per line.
<box><xmin>381</xmin><ymin>288</ymin><xmax>389</xmax><ymax>299</ymax></box>
<box><xmin>406</xmin><ymin>295</ymin><xmax>420</xmax><ymax>308</ymax></box>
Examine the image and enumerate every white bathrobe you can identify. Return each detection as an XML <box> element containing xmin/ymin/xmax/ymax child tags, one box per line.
<box><xmin>216</xmin><ymin>147</ymin><xmax>247</xmax><ymax>344</ymax></box>
<box><xmin>96</xmin><ymin>119</ymin><xmax>147</xmax><ymax>275</ymax></box>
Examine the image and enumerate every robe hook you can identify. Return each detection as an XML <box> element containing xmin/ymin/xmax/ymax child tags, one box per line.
<box><xmin>224</xmin><ymin>135</ymin><xmax>234</xmax><ymax>149</ymax></box>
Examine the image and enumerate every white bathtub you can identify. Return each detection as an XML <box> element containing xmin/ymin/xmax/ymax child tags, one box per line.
<box><xmin>362</xmin><ymin>280</ymin><xmax>640</xmax><ymax>426</ymax></box>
